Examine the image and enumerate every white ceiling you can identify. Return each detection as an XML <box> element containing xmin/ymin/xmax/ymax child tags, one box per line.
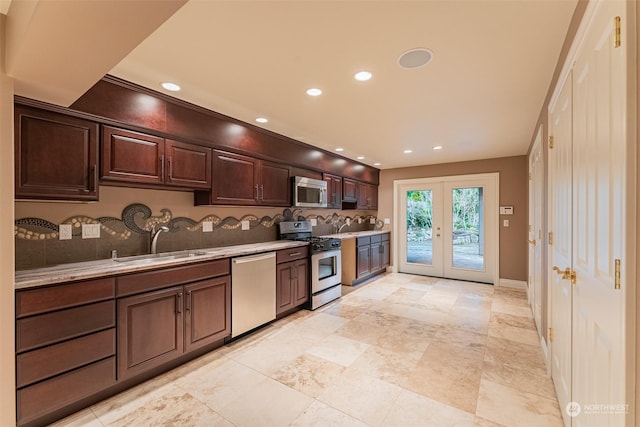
<box><xmin>24</xmin><ymin>1</ymin><xmax>579</xmax><ymax>170</ymax></box>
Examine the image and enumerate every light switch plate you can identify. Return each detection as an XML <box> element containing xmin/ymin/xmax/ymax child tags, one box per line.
<box><xmin>202</xmin><ymin>221</ymin><xmax>213</xmax><ymax>232</ymax></box>
<box><xmin>503</xmin><ymin>219</ymin><xmax>510</xmax><ymax>227</ymax></box>
<box><xmin>59</xmin><ymin>224</ymin><xmax>72</xmax><ymax>240</ymax></box>
<box><xmin>384</xmin><ymin>218</ymin><xmax>391</xmax><ymax>225</ymax></box>
<box><xmin>310</xmin><ymin>218</ymin><xmax>317</xmax><ymax>226</ymax></box>
<box><xmin>241</xmin><ymin>220</ymin><xmax>250</xmax><ymax>231</ymax></box>
<box><xmin>370</xmin><ymin>218</ymin><xmax>376</xmax><ymax>224</ymax></box>
<box><xmin>82</xmin><ymin>223</ymin><xmax>100</xmax><ymax>239</ymax></box>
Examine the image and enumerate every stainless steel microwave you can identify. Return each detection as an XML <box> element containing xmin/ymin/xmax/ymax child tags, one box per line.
<box><xmin>292</xmin><ymin>176</ymin><xmax>328</xmax><ymax>208</ymax></box>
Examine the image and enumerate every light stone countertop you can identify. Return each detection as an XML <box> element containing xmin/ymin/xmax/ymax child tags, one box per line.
<box><xmin>320</xmin><ymin>230</ymin><xmax>391</xmax><ymax>240</ymax></box>
<box><xmin>15</xmin><ymin>240</ymin><xmax>309</xmax><ymax>290</ymax></box>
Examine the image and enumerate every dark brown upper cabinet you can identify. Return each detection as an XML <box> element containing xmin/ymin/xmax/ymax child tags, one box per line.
<box><xmin>15</xmin><ymin>106</ymin><xmax>99</xmax><ymax>201</ymax></box>
<box><xmin>101</xmin><ymin>126</ymin><xmax>211</xmax><ymax>190</ymax></box>
<box><xmin>342</xmin><ymin>178</ymin><xmax>358</xmax><ymax>203</ymax></box>
<box><xmin>195</xmin><ymin>150</ymin><xmax>290</xmax><ymax>206</ymax></box>
<box><xmin>323</xmin><ymin>173</ymin><xmax>343</xmax><ymax>209</ymax></box>
<box><xmin>357</xmin><ymin>182</ymin><xmax>378</xmax><ymax>210</ymax></box>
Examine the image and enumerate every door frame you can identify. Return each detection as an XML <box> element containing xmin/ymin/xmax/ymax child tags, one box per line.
<box><xmin>392</xmin><ymin>172</ymin><xmax>499</xmax><ymax>285</ymax></box>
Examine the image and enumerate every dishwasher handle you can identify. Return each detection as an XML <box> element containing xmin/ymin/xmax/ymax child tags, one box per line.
<box><xmin>232</xmin><ymin>252</ymin><xmax>276</xmax><ymax>264</ymax></box>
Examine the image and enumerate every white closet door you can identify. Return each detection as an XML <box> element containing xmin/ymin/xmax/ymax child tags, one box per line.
<box><xmin>549</xmin><ymin>73</ymin><xmax>573</xmax><ymax>426</ymax></box>
<box><xmin>571</xmin><ymin>2</ymin><xmax>626</xmax><ymax>425</ymax></box>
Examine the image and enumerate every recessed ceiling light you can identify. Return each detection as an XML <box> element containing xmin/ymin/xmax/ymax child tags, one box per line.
<box><xmin>354</xmin><ymin>71</ymin><xmax>372</xmax><ymax>81</ymax></box>
<box><xmin>398</xmin><ymin>48</ymin><xmax>433</xmax><ymax>69</ymax></box>
<box><xmin>255</xmin><ymin>117</ymin><xmax>268</xmax><ymax>124</ymax></box>
<box><xmin>161</xmin><ymin>82</ymin><xmax>181</xmax><ymax>92</ymax></box>
<box><xmin>306</xmin><ymin>88</ymin><xmax>322</xmax><ymax>96</ymax></box>
<box><xmin>403</xmin><ymin>149</ymin><xmax>413</xmax><ymax>154</ymax></box>
<box><xmin>432</xmin><ymin>145</ymin><xmax>443</xmax><ymax>150</ymax></box>
<box><xmin>335</xmin><ymin>147</ymin><xmax>344</xmax><ymax>152</ymax></box>
<box><xmin>357</xmin><ymin>156</ymin><xmax>365</xmax><ymax>160</ymax></box>
<box><xmin>373</xmin><ymin>162</ymin><xmax>381</xmax><ymax>166</ymax></box>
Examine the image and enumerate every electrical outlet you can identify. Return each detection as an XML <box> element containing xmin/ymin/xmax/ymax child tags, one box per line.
<box><xmin>503</xmin><ymin>219</ymin><xmax>510</xmax><ymax>227</ymax></box>
<box><xmin>202</xmin><ymin>221</ymin><xmax>213</xmax><ymax>232</ymax></box>
<box><xmin>384</xmin><ymin>218</ymin><xmax>391</xmax><ymax>225</ymax></box>
<box><xmin>241</xmin><ymin>220</ymin><xmax>250</xmax><ymax>231</ymax></box>
<box><xmin>81</xmin><ymin>223</ymin><xmax>100</xmax><ymax>239</ymax></box>
<box><xmin>357</xmin><ymin>217</ymin><xmax>362</xmax><ymax>224</ymax></box>
<box><xmin>59</xmin><ymin>224</ymin><xmax>72</xmax><ymax>240</ymax></box>
<box><xmin>310</xmin><ymin>218</ymin><xmax>317</xmax><ymax>226</ymax></box>
<box><xmin>370</xmin><ymin>217</ymin><xmax>376</xmax><ymax>224</ymax></box>
<box><xmin>345</xmin><ymin>218</ymin><xmax>351</xmax><ymax>226</ymax></box>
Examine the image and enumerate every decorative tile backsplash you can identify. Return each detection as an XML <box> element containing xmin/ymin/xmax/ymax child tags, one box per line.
<box><xmin>15</xmin><ymin>203</ymin><xmax>381</xmax><ymax>270</ymax></box>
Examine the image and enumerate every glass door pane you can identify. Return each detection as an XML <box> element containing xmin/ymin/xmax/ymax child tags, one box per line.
<box><xmin>451</xmin><ymin>187</ymin><xmax>484</xmax><ymax>270</ymax></box>
<box><xmin>406</xmin><ymin>189</ymin><xmax>433</xmax><ymax>265</ymax></box>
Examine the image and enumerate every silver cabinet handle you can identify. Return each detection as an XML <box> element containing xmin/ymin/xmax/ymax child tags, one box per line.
<box><xmin>168</xmin><ymin>157</ymin><xmax>173</xmax><ymax>180</ymax></box>
<box><xmin>176</xmin><ymin>292</ymin><xmax>182</xmax><ymax>314</ymax></box>
<box><xmin>160</xmin><ymin>155</ymin><xmax>165</xmax><ymax>179</ymax></box>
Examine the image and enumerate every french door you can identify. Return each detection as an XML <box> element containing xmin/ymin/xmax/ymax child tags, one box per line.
<box><xmin>397</xmin><ymin>174</ymin><xmax>497</xmax><ymax>284</ymax></box>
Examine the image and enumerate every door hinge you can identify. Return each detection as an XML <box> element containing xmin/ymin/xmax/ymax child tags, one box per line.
<box><xmin>548</xmin><ymin>232</ymin><xmax>553</xmax><ymax>245</ymax></box>
<box><xmin>528</xmin><ymin>172</ymin><xmax>532</xmax><ymax>180</ymax></box>
<box><xmin>548</xmin><ymin>135</ymin><xmax>554</xmax><ymax>149</ymax></box>
<box><xmin>615</xmin><ymin>16</ymin><xmax>621</xmax><ymax>48</ymax></box>
<box><xmin>548</xmin><ymin>327</ymin><xmax>553</xmax><ymax>342</ymax></box>
<box><xmin>614</xmin><ymin>259</ymin><xmax>621</xmax><ymax>290</ymax></box>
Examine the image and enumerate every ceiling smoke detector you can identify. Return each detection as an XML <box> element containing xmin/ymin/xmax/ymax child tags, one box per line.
<box><xmin>398</xmin><ymin>48</ymin><xmax>433</xmax><ymax>69</ymax></box>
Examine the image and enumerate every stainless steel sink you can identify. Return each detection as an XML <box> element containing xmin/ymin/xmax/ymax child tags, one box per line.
<box><xmin>113</xmin><ymin>250</ymin><xmax>207</xmax><ymax>264</ymax></box>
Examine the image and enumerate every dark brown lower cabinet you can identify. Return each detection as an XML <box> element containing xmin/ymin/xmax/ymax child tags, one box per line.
<box><xmin>118</xmin><ymin>275</ymin><xmax>231</xmax><ymax>379</ymax></box>
<box><xmin>276</xmin><ymin>247</ymin><xmax>309</xmax><ymax>316</ymax></box>
<box><xmin>357</xmin><ymin>238</ymin><xmax>371</xmax><ymax>278</ymax></box>
<box><xmin>15</xmin><ymin>278</ymin><xmax>116</xmax><ymax>427</ymax></box>
<box><xmin>184</xmin><ymin>276</ymin><xmax>231</xmax><ymax>353</ymax></box>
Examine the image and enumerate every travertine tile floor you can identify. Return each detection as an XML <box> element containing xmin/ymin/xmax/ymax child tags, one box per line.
<box><xmin>52</xmin><ymin>273</ymin><xmax>563</xmax><ymax>427</ymax></box>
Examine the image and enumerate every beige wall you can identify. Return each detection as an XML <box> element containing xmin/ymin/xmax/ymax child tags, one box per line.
<box><xmin>0</xmin><ymin>13</ymin><xmax>16</xmax><ymax>427</ymax></box>
<box><xmin>378</xmin><ymin>155</ymin><xmax>528</xmax><ymax>282</ymax></box>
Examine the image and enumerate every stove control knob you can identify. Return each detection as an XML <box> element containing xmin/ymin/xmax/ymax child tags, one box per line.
<box><xmin>331</xmin><ymin>242</ymin><xmax>340</xmax><ymax>247</ymax></box>
<box><xmin>313</xmin><ymin>243</ymin><xmax>322</xmax><ymax>251</ymax></box>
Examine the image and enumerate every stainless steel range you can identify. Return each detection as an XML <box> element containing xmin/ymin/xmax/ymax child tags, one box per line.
<box><xmin>279</xmin><ymin>221</ymin><xmax>342</xmax><ymax>309</ymax></box>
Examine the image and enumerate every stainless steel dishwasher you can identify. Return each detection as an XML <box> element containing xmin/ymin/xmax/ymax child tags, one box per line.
<box><xmin>231</xmin><ymin>252</ymin><xmax>276</xmax><ymax>337</ymax></box>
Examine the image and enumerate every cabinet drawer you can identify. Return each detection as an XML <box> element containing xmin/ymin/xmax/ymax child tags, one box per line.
<box><xmin>357</xmin><ymin>236</ymin><xmax>371</xmax><ymax>246</ymax></box>
<box><xmin>17</xmin><ymin>356</ymin><xmax>116</xmax><ymax>425</ymax></box>
<box><xmin>16</xmin><ymin>278</ymin><xmax>115</xmax><ymax>318</ymax></box>
<box><xmin>370</xmin><ymin>234</ymin><xmax>381</xmax><ymax>244</ymax></box>
<box><xmin>276</xmin><ymin>246</ymin><xmax>309</xmax><ymax>263</ymax></box>
<box><xmin>17</xmin><ymin>328</ymin><xmax>115</xmax><ymax>388</ymax></box>
<box><xmin>116</xmin><ymin>258</ymin><xmax>230</xmax><ymax>297</ymax></box>
<box><xmin>381</xmin><ymin>232</ymin><xmax>390</xmax><ymax>242</ymax></box>
<box><xmin>17</xmin><ymin>301</ymin><xmax>115</xmax><ymax>353</ymax></box>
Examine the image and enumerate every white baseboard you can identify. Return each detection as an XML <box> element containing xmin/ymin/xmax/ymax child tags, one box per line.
<box><xmin>497</xmin><ymin>278</ymin><xmax>527</xmax><ymax>289</ymax></box>
<box><xmin>540</xmin><ymin>335</ymin><xmax>551</xmax><ymax>374</ymax></box>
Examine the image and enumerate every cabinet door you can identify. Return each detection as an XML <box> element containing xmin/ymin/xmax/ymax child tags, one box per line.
<box><xmin>381</xmin><ymin>239</ymin><xmax>391</xmax><ymax>268</ymax></box>
<box><xmin>211</xmin><ymin>150</ymin><xmax>259</xmax><ymax>205</ymax></box>
<box><xmin>165</xmin><ymin>140</ymin><xmax>212</xmax><ymax>189</ymax></box>
<box><xmin>323</xmin><ymin>173</ymin><xmax>342</xmax><ymax>208</ymax></box>
<box><xmin>117</xmin><ymin>287</ymin><xmax>183</xmax><ymax>380</ymax></box>
<box><xmin>102</xmin><ymin>126</ymin><xmax>164</xmax><ymax>185</ymax></box>
<box><xmin>343</xmin><ymin>178</ymin><xmax>357</xmax><ymax>203</ymax></box>
<box><xmin>293</xmin><ymin>260</ymin><xmax>309</xmax><ymax>306</ymax></box>
<box><xmin>357</xmin><ymin>183</ymin><xmax>379</xmax><ymax>210</ymax></box>
<box><xmin>356</xmin><ymin>245</ymin><xmax>371</xmax><ymax>278</ymax></box>
<box><xmin>369</xmin><ymin>184</ymin><xmax>378</xmax><ymax>209</ymax></box>
<box><xmin>276</xmin><ymin>263</ymin><xmax>295</xmax><ymax>315</ymax></box>
<box><xmin>370</xmin><ymin>242</ymin><xmax>382</xmax><ymax>272</ymax></box>
<box><xmin>184</xmin><ymin>276</ymin><xmax>230</xmax><ymax>352</ymax></box>
<box><xmin>259</xmin><ymin>160</ymin><xmax>291</xmax><ymax>206</ymax></box>
<box><xmin>15</xmin><ymin>106</ymin><xmax>99</xmax><ymax>201</ymax></box>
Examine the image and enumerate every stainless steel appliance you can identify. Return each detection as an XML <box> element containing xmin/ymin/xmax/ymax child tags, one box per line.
<box><xmin>231</xmin><ymin>252</ymin><xmax>276</xmax><ymax>337</ymax></box>
<box><xmin>292</xmin><ymin>176</ymin><xmax>328</xmax><ymax>208</ymax></box>
<box><xmin>279</xmin><ymin>221</ymin><xmax>341</xmax><ymax>309</ymax></box>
